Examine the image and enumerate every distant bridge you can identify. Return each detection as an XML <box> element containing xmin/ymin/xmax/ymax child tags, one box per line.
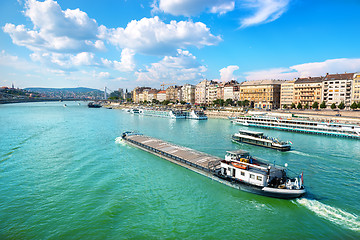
<box><xmin>0</xmin><ymin>98</ymin><xmax>100</xmax><ymax>104</ymax></box>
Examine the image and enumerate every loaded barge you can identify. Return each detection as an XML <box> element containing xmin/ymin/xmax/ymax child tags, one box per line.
<box><xmin>120</xmin><ymin>132</ymin><xmax>306</xmax><ymax>199</ymax></box>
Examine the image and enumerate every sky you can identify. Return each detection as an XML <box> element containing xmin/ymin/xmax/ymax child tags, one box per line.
<box><xmin>1</xmin><ymin>0</ymin><xmax>360</xmax><ymax>91</ymax></box>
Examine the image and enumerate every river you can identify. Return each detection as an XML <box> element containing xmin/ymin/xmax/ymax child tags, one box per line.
<box><xmin>1</xmin><ymin>102</ymin><xmax>359</xmax><ymax>239</ymax></box>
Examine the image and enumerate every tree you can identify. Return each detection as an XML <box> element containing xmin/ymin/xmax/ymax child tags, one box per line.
<box><xmin>283</xmin><ymin>104</ymin><xmax>288</xmax><ymax>109</ymax></box>
<box><xmin>243</xmin><ymin>100</ymin><xmax>250</xmax><ymax>107</ymax></box>
<box><xmin>320</xmin><ymin>101</ymin><xmax>326</xmax><ymax>109</ymax></box>
<box><xmin>304</xmin><ymin>103</ymin><xmax>309</xmax><ymax>109</ymax></box>
<box><xmin>291</xmin><ymin>103</ymin><xmax>296</xmax><ymax>109</ymax></box>
<box><xmin>350</xmin><ymin>102</ymin><xmax>358</xmax><ymax>110</ymax></box>
<box><xmin>237</xmin><ymin>101</ymin><xmax>242</xmax><ymax>107</ymax></box>
<box><xmin>358</xmin><ymin>102</ymin><xmax>360</xmax><ymax>109</ymax></box>
<box><xmin>331</xmin><ymin>103</ymin><xmax>337</xmax><ymax>110</ymax></box>
<box><xmin>312</xmin><ymin>101</ymin><xmax>319</xmax><ymax>109</ymax></box>
<box><xmin>297</xmin><ymin>102</ymin><xmax>302</xmax><ymax>109</ymax></box>
<box><xmin>180</xmin><ymin>100</ymin><xmax>186</xmax><ymax>105</ymax></box>
<box><xmin>225</xmin><ymin>98</ymin><xmax>234</xmax><ymax>106</ymax></box>
<box><xmin>338</xmin><ymin>101</ymin><xmax>345</xmax><ymax>110</ymax></box>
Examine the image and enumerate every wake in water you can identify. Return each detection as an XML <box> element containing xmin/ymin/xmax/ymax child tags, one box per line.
<box><xmin>115</xmin><ymin>137</ymin><xmax>125</xmax><ymax>145</ymax></box>
<box><xmin>295</xmin><ymin>198</ymin><xmax>360</xmax><ymax>232</ymax></box>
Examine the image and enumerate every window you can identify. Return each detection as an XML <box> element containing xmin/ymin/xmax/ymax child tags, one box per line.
<box><xmin>250</xmin><ymin>174</ymin><xmax>255</xmax><ymax>179</ymax></box>
<box><xmin>241</xmin><ymin>171</ymin><xmax>245</xmax><ymax>176</ymax></box>
<box><xmin>257</xmin><ymin>176</ymin><xmax>263</xmax><ymax>181</ymax></box>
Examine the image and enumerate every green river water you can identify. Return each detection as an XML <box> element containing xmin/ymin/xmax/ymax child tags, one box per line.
<box><xmin>0</xmin><ymin>102</ymin><xmax>359</xmax><ymax>239</ymax></box>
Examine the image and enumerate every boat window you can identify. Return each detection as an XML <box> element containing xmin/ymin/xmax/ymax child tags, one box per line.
<box><xmin>232</xmin><ymin>169</ymin><xmax>236</xmax><ymax>177</ymax></box>
<box><xmin>241</xmin><ymin>171</ymin><xmax>245</xmax><ymax>176</ymax></box>
<box><xmin>257</xmin><ymin>176</ymin><xmax>262</xmax><ymax>181</ymax></box>
<box><xmin>250</xmin><ymin>174</ymin><xmax>255</xmax><ymax>179</ymax></box>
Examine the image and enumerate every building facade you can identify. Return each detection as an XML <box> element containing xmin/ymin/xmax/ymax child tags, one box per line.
<box><xmin>351</xmin><ymin>73</ymin><xmax>360</xmax><ymax>104</ymax></box>
<box><xmin>206</xmin><ymin>81</ymin><xmax>219</xmax><ymax>104</ymax></box>
<box><xmin>280</xmin><ymin>80</ymin><xmax>295</xmax><ymax>108</ymax></box>
<box><xmin>322</xmin><ymin>73</ymin><xmax>354</xmax><ymax>107</ymax></box>
<box><xmin>182</xmin><ymin>84</ymin><xmax>195</xmax><ymax>104</ymax></box>
<box><xmin>293</xmin><ymin>77</ymin><xmax>323</xmax><ymax>107</ymax></box>
<box><xmin>239</xmin><ymin>80</ymin><xmax>284</xmax><ymax>109</ymax></box>
<box><xmin>157</xmin><ymin>90</ymin><xmax>166</xmax><ymax>102</ymax></box>
<box><xmin>195</xmin><ymin>80</ymin><xmax>209</xmax><ymax>104</ymax></box>
<box><xmin>166</xmin><ymin>86</ymin><xmax>182</xmax><ymax>102</ymax></box>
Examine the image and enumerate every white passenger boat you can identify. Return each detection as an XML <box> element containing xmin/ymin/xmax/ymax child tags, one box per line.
<box><xmin>130</xmin><ymin>108</ymin><xmax>140</xmax><ymax>114</ymax></box>
<box><xmin>232</xmin><ymin>116</ymin><xmax>360</xmax><ymax>139</ymax></box>
<box><xmin>188</xmin><ymin>110</ymin><xmax>208</xmax><ymax>120</ymax></box>
<box><xmin>232</xmin><ymin>130</ymin><xmax>291</xmax><ymax>151</ymax></box>
<box><xmin>138</xmin><ymin>109</ymin><xmax>186</xmax><ymax>119</ymax></box>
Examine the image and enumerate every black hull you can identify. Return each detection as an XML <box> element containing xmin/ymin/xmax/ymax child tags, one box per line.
<box><xmin>214</xmin><ymin>173</ymin><xmax>305</xmax><ymax>199</ymax></box>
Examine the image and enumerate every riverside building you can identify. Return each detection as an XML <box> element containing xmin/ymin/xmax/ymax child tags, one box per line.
<box><xmin>351</xmin><ymin>73</ymin><xmax>360</xmax><ymax>104</ymax></box>
<box><xmin>239</xmin><ymin>80</ymin><xmax>283</xmax><ymax>109</ymax></box>
<box><xmin>182</xmin><ymin>84</ymin><xmax>196</xmax><ymax>104</ymax></box>
<box><xmin>195</xmin><ymin>80</ymin><xmax>210</xmax><ymax>104</ymax></box>
<box><xmin>280</xmin><ymin>80</ymin><xmax>295</xmax><ymax>108</ymax></box>
<box><xmin>322</xmin><ymin>73</ymin><xmax>354</xmax><ymax>107</ymax></box>
<box><xmin>293</xmin><ymin>77</ymin><xmax>323</xmax><ymax>107</ymax></box>
<box><xmin>166</xmin><ymin>85</ymin><xmax>182</xmax><ymax>102</ymax></box>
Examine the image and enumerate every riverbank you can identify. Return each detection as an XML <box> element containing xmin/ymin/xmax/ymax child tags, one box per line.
<box><xmin>105</xmin><ymin>102</ymin><xmax>360</xmax><ymax>124</ymax></box>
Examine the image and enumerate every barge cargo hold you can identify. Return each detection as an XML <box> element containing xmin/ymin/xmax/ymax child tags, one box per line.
<box><xmin>120</xmin><ymin>132</ymin><xmax>306</xmax><ymax>199</ymax></box>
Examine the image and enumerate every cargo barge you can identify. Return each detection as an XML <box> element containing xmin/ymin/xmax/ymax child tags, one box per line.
<box><xmin>120</xmin><ymin>131</ymin><xmax>306</xmax><ymax>199</ymax></box>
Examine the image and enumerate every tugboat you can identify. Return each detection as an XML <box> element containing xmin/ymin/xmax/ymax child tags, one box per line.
<box><xmin>88</xmin><ymin>102</ymin><xmax>102</xmax><ymax>108</ymax></box>
<box><xmin>232</xmin><ymin>130</ymin><xmax>291</xmax><ymax>151</ymax></box>
<box><xmin>215</xmin><ymin>150</ymin><xmax>305</xmax><ymax>199</ymax></box>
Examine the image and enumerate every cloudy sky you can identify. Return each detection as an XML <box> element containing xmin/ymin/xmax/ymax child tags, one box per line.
<box><xmin>1</xmin><ymin>0</ymin><xmax>360</xmax><ymax>90</ymax></box>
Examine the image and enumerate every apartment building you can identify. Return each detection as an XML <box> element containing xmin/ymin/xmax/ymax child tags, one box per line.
<box><xmin>293</xmin><ymin>77</ymin><xmax>323</xmax><ymax>107</ymax></box>
<box><xmin>223</xmin><ymin>80</ymin><xmax>238</xmax><ymax>100</ymax></box>
<box><xmin>182</xmin><ymin>84</ymin><xmax>195</xmax><ymax>104</ymax></box>
<box><xmin>239</xmin><ymin>80</ymin><xmax>284</xmax><ymax>109</ymax></box>
<box><xmin>157</xmin><ymin>90</ymin><xmax>166</xmax><ymax>102</ymax></box>
<box><xmin>195</xmin><ymin>80</ymin><xmax>209</xmax><ymax>104</ymax></box>
<box><xmin>351</xmin><ymin>73</ymin><xmax>360</xmax><ymax>104</ymax></box>
<box><xmin>206</xmin><ymin>81</ymin><xmax>219</xmax><ymax>104</ymax></box>
<box><xmin>166</xmin><ymin>85</ymin><xmax>182</xmax><ymax>102</ymax></box>
<box><xmin>322</xmin><ymin>73</ymin><xmax>354</xmax><ymax>107</ymax></box>
<box><xmin>280</xmin><ymin>80</ymin><xmax>295</xmax><ymax>108</ymax></box>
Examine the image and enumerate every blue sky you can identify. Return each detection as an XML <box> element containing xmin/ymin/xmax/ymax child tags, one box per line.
<box><xmin>1</xmin><ymin>0</ymin><xmax>360</xmax><ymax>90</ymax></box>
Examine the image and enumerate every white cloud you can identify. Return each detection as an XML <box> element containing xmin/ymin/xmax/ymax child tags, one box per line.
<box><xmin>30</xmin><ymin>51</ymin><xmax>96</xmax><ymax>69</ymax></box>
<box><xmin>245</xmin><ymin>58</ymin><xmax>360</xmax><ymax>80</ymax></box>
<box><xmin>101</xmin><ymin>48</ymin><xmax>135</xmax><ymax>72</ymax></box>
<box><xmin>153</xmin><ymin>0</ymin><xmax>235</xmax><ymax>16</ymax></box>
<box><xmin>0</xmin><ymin>50</ymin><xmax>39</xmax><ymax>71</ymax></box>
<box><xmin>3</xmin><ymin>0</ymin><xmax>103</xmax><ymax>53</ymax></box>
<box><xmin>220</xmin><ymin>65</ymin><xmax>239</xmax><ymax>82</ymax></box>
<box><xmin>240</xmin><ymin>0</ymin><xmax>290</xmax><ymax>28</ymax></box>
<box><xmin>98</xmin><ymin>16</ymin><xmax>221</xmax><ymax>55</ymax></box>
<box><xmin>135</xmin><ymin>49</ymin><xmax>206</xmax><ymax>83</ymax></box>
<box><xmin>153</xmin><ymin>0</ymin><xmax>289</xmax><ymax>28</ymax></box>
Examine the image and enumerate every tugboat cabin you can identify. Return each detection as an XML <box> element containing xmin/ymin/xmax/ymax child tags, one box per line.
<box><xmin>220</xmin><ymin>150</ymin><xmax>285</xmax><ymax>187</ymax></box>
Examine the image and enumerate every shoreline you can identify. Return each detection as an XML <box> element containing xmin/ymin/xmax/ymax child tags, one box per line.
<box><xmin>106</xmin><ymin>102</ymin><xmax>360</xmax><ymax>124</ymax></box>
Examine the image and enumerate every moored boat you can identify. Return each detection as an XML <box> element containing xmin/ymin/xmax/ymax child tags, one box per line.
<box><xmin>232</xmin><ymin>115</ymin><xmax>360</xmax><ymax>139</ymax></box>
<box><xmin>188</xmin><ymin>110</ymin><xmax>208</xmax><ymax>120</ymax></box>
<box><xmin>232</xmin><ymin>129</ymin><xmax>291</xmax><ymax>151</ymax></box>
<box><xmin>88</xmin><ymin>102</ymin><xmax>102</xmax><ymax>108</ymax></box>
